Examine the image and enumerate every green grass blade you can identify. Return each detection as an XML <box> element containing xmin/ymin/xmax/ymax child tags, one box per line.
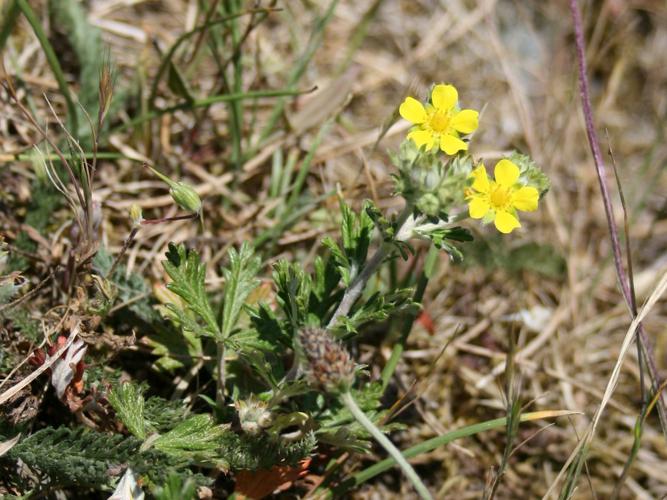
<box><xmin>0</xmin><ymin>0</ymin><xmax>20</xmax><ymax>51</ymax></box>
<box><xmin>16</xmin><ymin>0</ymin><xmax>78</xmax><ymax>134</ymax></box>
<box><xmin>335</xmin><ymin>410</ymin><xmax>577</xmax><ymax>493</ymax></box>
<box><xmin>117</xmin><ymin>87</ymin><xmax>311</xmax><ymax>132</ymax></box>
<box><xmin>254</xmin><ymin>0</ymin><xmax>339</xmax><ymax>148</ymax></box>
<box><xmin>147</xmin><ymin>7</ymin><xmax>274</xmax><ymax>110</ymax></box>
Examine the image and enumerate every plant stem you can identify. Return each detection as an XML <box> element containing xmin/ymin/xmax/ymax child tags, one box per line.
<box><xmin>570</xmin><ymin>0</ymin><xmax>667</xmax><ymax>436</ymax></box>
<box><xmin>327</xmin><ymin>204</ymin><xmax>412</xmax><ymax>329</ymax></box>
<box><xmin>216</xmin><ymin>342</ymin><xmax>225</xmax><ymax>405</ymax></box>
<box><xmin>340</xmin><ymin>390</ymin><xmax>432</xmax><ymax>500</ymax></box>
<box><xmin>106</xmin><ymin>227</ymin><xmax>138</xmax><ymax>279</ymax></box>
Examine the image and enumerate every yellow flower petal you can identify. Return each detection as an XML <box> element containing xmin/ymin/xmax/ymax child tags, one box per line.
<box><xmin>470</xmin><ymin>165</ymin><xmax>490</xmax><ymax>193</ymax></box>
<box><xmin>469</xmin><ymin>196</ymin><xmax>490</xmax><ymax>219</ymax></box>
<box><xmin>512</xmin><ymin>186</ymin><xmax>539</xmax><ymax>212</ymax></box>
<box><xmin>494</xmin><ymin>210</ymin><xmax>521</xmax><ymax>234</ymax></box>
<box><xmin>431</xmin><ymin>84</ymin><xmax>457</xmax><ymax>112</ymax></box>
<box><xmin>494</xmin><ymin>159</ymin><xmax>520</xmax><ymax>188</ymax></box>
<box><xmin>439</xmin><ymin>134</ymin><xmax>467</xmax><ymax>155</ymax></box>
<box><xmin>451</xmin><ymin>109</ymin><xmax>479</xmax><ymax>134</ymax></box>
<box><xmin>399</xmin><ymin>97</ymin><xmax>427</xmax><ymax>124</ymax></box>
<box><xmin>408</xmin><ymin>129</ymin><xmax>435</xmax><ymax>150</ymax></box>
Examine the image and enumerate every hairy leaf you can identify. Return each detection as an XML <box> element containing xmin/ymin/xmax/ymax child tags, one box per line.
<box><xmin>220</xmin><ymin>243</ymin><xmax>261</xmax><ymax>340</ymax></box>
<box><xmin>153</xmin><ymin>414</ymin><xmax>229</xmax><ymax>465</ymax></box>
<box><xmin>162</xmin><ymin>244</ymin><xmax>219</xmax><ymax>338</ymax></box>
<box><xmin>108</xmin><ymin>382</ymin><xmax>153</xmax><ymax>440</ymax></box>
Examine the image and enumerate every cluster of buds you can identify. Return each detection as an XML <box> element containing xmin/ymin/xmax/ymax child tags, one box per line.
<box><xmin>391</xmin><ymin>141</ymin><xmax>474</xmax><ymax>219</ymax></box>
<box><xmin>298</xmin><ymin>327</ymin><xmax>356</xmax><ymax>393</ymax></box>
<box><xmin>235</xmin><ymin>396</ymin><xmax>273</xmax><ymax>435</ymax></box>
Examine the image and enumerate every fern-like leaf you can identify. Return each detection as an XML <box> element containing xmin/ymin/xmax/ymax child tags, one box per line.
<box><xmin>221</xmin><ymin>243</ymin><xmax>261</xmax><ymax>340</ymax></box>
<box><xmin>162</xmin><ymin>244</ymin><xmax>219</xmax><ymax>338</ymax></box>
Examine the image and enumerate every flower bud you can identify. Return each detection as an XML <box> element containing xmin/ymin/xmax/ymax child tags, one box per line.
<box><xmin>298</xmin><ymin>327</ymin><xmax>355</xmax><ymax>392</ymax></box>
<box><xmin>169</xmin><ymin>182</ymin><xmax>202</xmax><ymax>215</ymax></box>
<box><xmin>146</xmin><ymin>164</ymin><xmax>202</xmax><ymax>214</ymax></box>
<box><xmin>236</xmin><ymin>397</ymin><xmax>273</xmax><ymax>436</ymax></box>
<box><xmin>129</xmin><ymin>204</ymin><xmax>143</xmax><ymax>227</ymax></box>
<box><xmin>416</xmin><ymin>193</ymin><xmax>440</xmax><ymax>217</ymax></box>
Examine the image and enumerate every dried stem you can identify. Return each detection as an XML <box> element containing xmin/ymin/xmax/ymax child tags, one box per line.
<box><xmin>569</xmin><ymin>0</ymin><xmax>667</xmax><ymax>435</ymax></box>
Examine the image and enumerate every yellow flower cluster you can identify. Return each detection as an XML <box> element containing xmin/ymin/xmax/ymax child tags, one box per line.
<box><xmin>399</xmin><ymin>84</ymin><xmax>540</xmax><ymax>234</ymax></box>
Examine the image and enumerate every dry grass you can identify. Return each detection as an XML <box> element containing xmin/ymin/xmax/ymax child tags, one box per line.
<box><xmin>1</xmin><ymin>0</ymin><xmax>667</xmax><ymax>498</ymax></box>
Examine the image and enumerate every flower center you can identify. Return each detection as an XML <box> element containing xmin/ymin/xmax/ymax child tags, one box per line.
<box><xmin>490</xmin><ymin>184</ymin><xmax>511</xmax><ymax>209</ymax></box>
<box><xmin>429</xmin><ymin>111</ymin><xmax>450</xmax><ymax>133</ymax></box>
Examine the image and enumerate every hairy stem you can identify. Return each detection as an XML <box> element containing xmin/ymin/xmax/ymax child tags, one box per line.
<box><xmin>341</xmin><ymin>391</ymin><xmax>432</xmax><ymax>500</ymax></box>
<box><xmin>327</xmin><ymin>204</ymin><xmax>412</xmax><ymax>329</ymax></box>
<box><xmin>216</xmin><ymin>342</ymin><xmax>225</xmax><ymax>405</ymax></box>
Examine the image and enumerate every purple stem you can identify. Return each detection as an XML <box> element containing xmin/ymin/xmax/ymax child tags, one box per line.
<box><xmin>570</xmin><ymin>0</ymin><xmax>666</xmax><ymax>432</ymax></box>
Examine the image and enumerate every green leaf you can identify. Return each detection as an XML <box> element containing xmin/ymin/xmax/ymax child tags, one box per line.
<box><xmin>414</xmin><ymin>226</ymin><xmax>473</xmax><ymax>263</ymax></box>
<box><xmin>108</xmin><ymin>382</ymin><xmax>153</xmax><ymax>440</ymax></box>
<box><xmin>309</xmin><ymin>255</ymin><xmax>342</xmax><ymax>317</ymax></box>
<box><xmin>217</xmin><ymin>431</ymin><xmax>317</xmax><ymax>471</ymax></box>
<box><xmin>154</xmin><ymin>472</ymin><xmax>198</xmax><ymax>500</ymax></box>
<box><xmin>220</xmin><ymin>243</ymin><xmax>262</xmax><ymax>340</ymax></box>
<box><xmin>153</xmin><ymin>414</ymin><xmax>229</xmax><ymax>465</ymax></box>
<box><xmin>249</xmin><ymin>302</ymin><xmax>292</xmax><ymax>349</ymax></box>
<box><xmin>226</xmin><ymin>328</ymin><xmax>276</xmax><ymax>353</ymax></box>
<box><xmin>326</xmin><ymin>199</ymin><xmax>375</xmax><ymax>286</ymax></box>
<box><xmin>273</xmin><ymin>260</ymin><xmax>311</xmax><ymax>328</ymax></box>
<box><xmin>162</xmin><ymin>243</ymin><xmax>219</xmax><ymax>338</ymax></box>
<box><xmin>3</xmin><ymin>426</ymin><xmax>175</xmax><ymax>488</ymax></box>
<box><xmin>167</xmin><ymin>62</ymin><xmax>195</xmax><ymax>103</ymax></box>
<box><xmin>341</xmin><ymin>288</ymin><xmax>418</xmax><ymax>334</ymax></box>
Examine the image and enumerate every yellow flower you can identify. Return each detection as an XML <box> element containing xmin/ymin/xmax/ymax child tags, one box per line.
<box><xmin>399</xmin><ymin>84</ymin><xmax>479</xmax><ymax>155</ymax></box>
<box><xmin>466</xmin><ymin>159</ymin><xmax>539</xmax><ymax>234</ymax></box>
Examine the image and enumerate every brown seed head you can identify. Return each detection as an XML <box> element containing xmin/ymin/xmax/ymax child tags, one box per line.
<box><xmin>298</xmin><ymin>327</ymin><xmax>355</xmax><ymax>392</ymax></box>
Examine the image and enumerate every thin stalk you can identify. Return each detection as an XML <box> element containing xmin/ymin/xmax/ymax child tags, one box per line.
<box><xmin>216</xmin><ymin>342</ymin><xmax>225</xmax><ymax>405</ymax></box>
<box><xmin>327</xmin><ymin>204</ymin><xmax>412</xmax><ymax>329</ymax></box>
<box><xmin>570</xmin><ymin>0</ymin><xmax>667</xmax><ymax>437</ymax></box>
<box><xmin>611</xmin><ymin>378</ymin><xmax>667</xmax><ymax>499</ymax></box>
<box><xmin>340</xmin><ymin>391</ymin><xmax>432</xmax><ymax>500</ymax></box>
<box><xmin>381</xmin><ymin>244</ymin><xmax>438</xmax><ymax>390</ymax></box>
<box><xmin>184</xmin><ymin>0</ymin><xmax>221</xmax><ymax>67</ymax></box>
<box><xmin>106</xmin><ymin>227</ymin><xmax>139</xmax><ymax>279</ymax></box>
<box><xmin>0</xmin><ymin>152</ymin><xmax>128</xmax><ymax>163</ymax></box>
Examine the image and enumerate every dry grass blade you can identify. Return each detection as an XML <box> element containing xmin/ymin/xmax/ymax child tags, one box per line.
<box><xmin>544</xmin><ymin>271</ymin><xmax>667</xmax><ymax>498</ymax></box>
